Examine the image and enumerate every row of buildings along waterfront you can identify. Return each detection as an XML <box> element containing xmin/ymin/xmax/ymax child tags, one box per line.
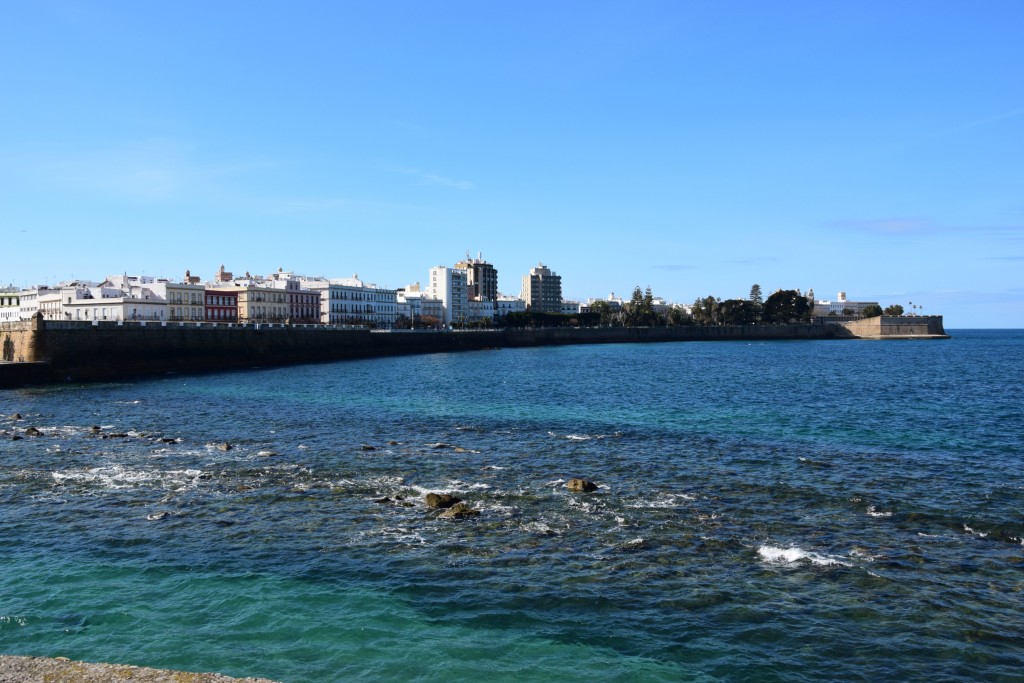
<box><xmin>1</xmin><ymin>250</ymin><xmax>883</xmax><ymax>328</ymax></box>
<box><xmin>0</xmin><ymin>256</ymin><xmax>583</xmax><ymax>328</ymax></box>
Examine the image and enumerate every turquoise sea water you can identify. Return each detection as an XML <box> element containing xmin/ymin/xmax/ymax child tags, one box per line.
<box><xmin>1</xmin><ymin>331</ymin><xmax>1022</xmax><ymax>682</ymax></box>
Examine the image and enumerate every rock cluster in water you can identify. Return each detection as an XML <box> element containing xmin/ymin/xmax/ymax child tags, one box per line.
<box><xmin>424</xmin><ymin>492</ymin><xmax>462</xmax><ymax>509</ymax></box>
<box><xmin>566</xmin><ymin>477</ymin><xmax>598</xmax><ymax>492</ymax></box>
<box><xmin>424</xmin><ymin>492</ymin><xmax>480</xmax><ymax>518</ymax></box>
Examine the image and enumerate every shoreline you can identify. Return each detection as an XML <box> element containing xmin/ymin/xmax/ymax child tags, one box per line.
<box><xmin>0</xmin><ymin>655</ymin><xmax>281</xmax><ymax>683</ymax></box>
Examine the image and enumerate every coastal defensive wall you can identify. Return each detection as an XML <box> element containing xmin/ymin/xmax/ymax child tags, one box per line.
<box><xmin>0</xmin><ymin>314</ymin><xmax>947</xmax><ymax>387</ymax></box>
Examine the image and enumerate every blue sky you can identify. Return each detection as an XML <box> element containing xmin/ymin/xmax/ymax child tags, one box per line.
<box><xmin>2</xmin><ymin>1</ymin><xmax>1022</xmax><ymax>327</ymax></box>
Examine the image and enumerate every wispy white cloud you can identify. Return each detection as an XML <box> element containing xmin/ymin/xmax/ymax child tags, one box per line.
<box><xmin>828</xmin><ymin>217</ymin><xmax>939</xmax><ymax>236</ymax></box>
<box><xmin>9</xmin><ymin>139</ymin><xmax>277</xmax><ymax>202</ymax></box>
<box><xmin>728</xmin><ymin>256</ymin><xmax>781</xmax><ymax>266</ymax></box>
<box><xmin>830</xmin><ymin>217</ymin><xmax>1024</xmax><ymax>238</ymax></box>
<box><xmin>924</xmin><ymin>106</ymin><xmax>1024</xmax><ymax>141</ymax></box>
<box><xmin>391</xmin><ymin>166</ymin><xmax>475</xmax><ymax>190</ymax></box>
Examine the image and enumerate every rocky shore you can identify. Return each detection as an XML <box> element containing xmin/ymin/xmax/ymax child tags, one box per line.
<box><xmin>0</xmin><ymin>655</ymin><xmax>280</xmax><ymax>683</ymax></box>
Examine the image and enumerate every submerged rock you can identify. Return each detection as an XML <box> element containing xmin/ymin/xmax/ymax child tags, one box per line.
<box><xmin>216</xmin><ymin>442</ymin><xmax>233</xmax><ymax>452</ymax></box>
<box><xmin>566</xmin><ymin>478</ymin><xmax>598</xmax><ymax>493</ymax></box>
<box><xmin>0</xmin><ymin>654</ymin><xmax>282</xmax><ymax>683</ymax></box>
<box><xmin>424</xmin><ymin>492</ymin><xmax>462</xmax><ymax>509</ymax></box>
<box><xmin>24</xmin><ymin>426</ymin><xmax>42</xmax><ymax>437</ymax></box>
<box><xmin>439</xmin><ymin>502</ymin><xmax>480</xmax><ymax>519</ymax></box>
<box><xmin>256</xmin><ymin>450</ymin><xmax>278</xmax><ymax>457</ymax></box>
<box><xmin>12</xmin><ymin>413</ymin><xmax>23</xmax><ymax>420</ymax></box>
<box><xmin>89</xmin><ymin>425</ymin><xmax>102</xmax><ymax>433</ymax></box>
<box><xmin>146</xmin><ymin>511</ymin><xmax>170</xmax><ymax>521</ymax></box>
<box><xmin>360</xmin><ymin>444</ymin><xmax>377</xmax><ymax>451</ymax></box>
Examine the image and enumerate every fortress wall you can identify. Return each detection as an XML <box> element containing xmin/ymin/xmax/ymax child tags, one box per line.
<box><xmin>1</xmin><ymin>319</ymin><xmax>40</xmax><ymax>363</ymax></box>
<box><xmin>0</xmin><ymin>316</ymin><xmax>947</xmax><ymax>388</ymax></box>
<box><xmin>839</xmin><ymin>316</ymin><xmax>947</xmax><ymax>339</ymax></box>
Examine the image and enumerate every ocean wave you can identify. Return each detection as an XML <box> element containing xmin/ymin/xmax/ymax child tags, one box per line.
<box><xmin>757</xmin><ymin>545</ymin><xmax>852</xmax><ymax>567</ymax></box>
<box><xmin>963</xmin><ymin>524</ymin><xmax>988</xmax><ymax>538</ymax></box>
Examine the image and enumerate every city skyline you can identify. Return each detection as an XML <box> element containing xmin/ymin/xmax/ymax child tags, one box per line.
<box><xmin>2</xmin><ymin>2</ymin><xmax>1022</xmax><ymax>327</ymax></box>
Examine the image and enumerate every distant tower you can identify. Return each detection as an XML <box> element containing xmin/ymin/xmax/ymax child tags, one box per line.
<box><xmin>455</xmin><ymin>252</ymin><xmax>498</xmax><ymax>306</ymax></box>
<box><xmin>521</xmin><ymin>263</ymin><xmax>562</xmax><ymax>313</ymax></box>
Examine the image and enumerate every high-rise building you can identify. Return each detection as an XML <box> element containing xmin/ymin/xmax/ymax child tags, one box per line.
<box><xmin>521</xmin><ymin>263</ymin><xmax>562</xmax><ymax>313</ymax></box>
<box><xmin>455</xmin><ymin>252</ymin><xmax>498</xmax><ymax>307</ymax></box>
<box><xmin>428</xmin><ymin>266</ymin><xmax>468</xmax><ymax>324</ymax></box>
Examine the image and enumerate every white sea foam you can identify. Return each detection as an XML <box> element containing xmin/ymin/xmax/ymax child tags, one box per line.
<box><xmin>867</xmin><ymin>506</ymin><xmax>893</xmax><ymax>518</ymax></box>
<box><xmin>522</xmin><ymin>521</ymin><xmax>558</xmax><ymax>535</ymax></box>
<box><xmin>849</xmin><ymin>547</ymin><xmax>875</xmax><ymax>561</ymax></box>
<box><xmin>481</xmin><ymin>501</ymin><xmax>516</xmax><ymax>515</ymax></box>
<box><xmin>376</xmin><ymin>527</ymin><xmax>426</xmax><ymax>544</ymax></box>
<box><xmin>51</xmin><ymin>466</ymin><xmax>204</xmax><ymax>490</ymax></box>
<box><xmin>566</xmin><ymin>498</ymin><xmax>597</xmax><ymax>514</ymax></box>
<box><xmin>627</xmin><ymin>493</ymin><xmax>697</xmax><ymax>509</ymax></box>
<box><xmin>963</xmin><ymin>524</ymin><xmax>988</xmax><ymax>538</ymax></box>
<box><xmin>757</xmin><ymin>545</ymin><xmax>851</xmax><ymax>567</ymax></box>
<box><xmin>548</xmin><ymin>431</ymin><xmax>609</xmax><ymax>441</ymax></box>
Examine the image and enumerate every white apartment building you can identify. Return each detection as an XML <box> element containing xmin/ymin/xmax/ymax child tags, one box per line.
<box><xmin>467</xmin><ymin>299</ymin><xmax>496</xmax><ymax>324</ymax></box>
<box><xmin>63</xmin><ymin>279</ymin><xmax>167</xmax><ymax>322</ymax></box>
<box><xmin>496</xmin><ymin>295</ymin><xmax>526</xmax><ymax>318</ymax></box>
<box><xmin>300</xmin><ymin>275</ymin><xmax>397</xmax><ymax>328</ymax></box>
<box><xmin>811</xmin><ymin>291</ymin><xmax>879</xmax><ymax>317</ymax></box>
<box><xmin>560</xmin><ymin>300</ymin><xmax>582</xmax><ymax>315</ymax></box>
<box><xmin>428</xmin><ymin>266</ymin><xmax>468</xmax><ymax>325</ymax></box>
<box><xmin>396</xmin><ymin>286</ymin><xmax>445</xmax><ymax>327</ymax></box>
<box><xmin>0</xmin><ymin>288</ymin><xmax>20</xmax><ymax>323</ymax></box>
<box><xmin>16</xmin><ymin>284</ymin><xmax>87</xmax><ymax>321</ymax></box>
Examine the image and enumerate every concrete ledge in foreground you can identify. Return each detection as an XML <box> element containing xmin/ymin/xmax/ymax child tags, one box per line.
<box><xmin>0</xmin><ymin>655</ymin><xmax>281</xmax><ymax>683</ymax></box>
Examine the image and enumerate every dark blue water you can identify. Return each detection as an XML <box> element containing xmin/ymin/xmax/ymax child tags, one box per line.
<box><xmin>2</xmin><ymin>331</ymin><xmax>1023</xmax><ymax>681</ymax></box>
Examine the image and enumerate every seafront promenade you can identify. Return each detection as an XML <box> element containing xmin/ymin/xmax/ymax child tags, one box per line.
<box><xmin>0</xmin><ymin>315</ymin><xmax>947</xmax><ymax>388</ymax></box>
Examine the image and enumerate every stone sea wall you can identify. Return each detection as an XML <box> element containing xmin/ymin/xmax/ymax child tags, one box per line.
<box><xmin>0</xmin><ymin>315</ymin><xmax>946</xmax><ymax>388</ymax></box>
<box><xmin>837</xmin><ymin>315</ymin><xmax>948</xmax><ymax>339</ymax></box>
